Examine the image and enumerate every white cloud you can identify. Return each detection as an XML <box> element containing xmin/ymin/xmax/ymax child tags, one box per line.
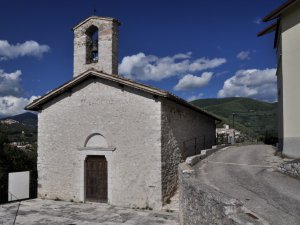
<box><xmin>119</xmin><ymin>52</ymin><xmax>226</xmax><ymax>81</ymax></box>
<box><xmin>237</xmin><ymin>51</ymin><xmax>251</xmax><ymax>60</ymax></box>
<box><xmin>0</xmin><ymin>69</ymin><xmax>39</xmax><ymax>117</ymax></box>
<box><xmin>217</xmin><ymin>68</ymin><xmax>277</xmax><ymax>102</ymax></box>
<box><xmin>0</xmin><ymin>95</ymin><xmax>39</xmax><ymax>117</ymax></box>
<box><xmin>0</xmin><ymin>40</ymin><xmax>50</xmax><ymax>60</ymax></box>
<box><xmin>0</xmin><ymin>69</ymin><xmax>22</xmax><ymax>96</ymax></box>
<box><xmin>174</xmin><ymin>72</ymin><xmax>213</xmax><ymax>91</ymax></box>
<box><xmin>187</xmin><ymin>93</ymin><xmax>204</xmax><ymax>102</ymax></box>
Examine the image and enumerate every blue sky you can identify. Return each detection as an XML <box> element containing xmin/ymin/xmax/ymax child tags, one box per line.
<box><xmin>0</xmin><ymin>0</ymin><xmax>283</xmax><ymax>117</ymax></box>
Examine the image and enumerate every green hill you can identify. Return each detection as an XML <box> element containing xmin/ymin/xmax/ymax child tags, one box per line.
<box><xmin>0</xmin><ymin>112</ymin><xmax>38</xmax><ymax>203</ymax></box>
<box><xmin>3</xmin><ymin>112</ymin><xmax>37</xmax><ymax>127</ymax></box>
<box><xmin>191</xmin><ymin>97</ymin><xmax>278</xmax><ymax>142</ymax></box>
<box><xmin>0</xmin><ymin>112</ymin><xmax>37</xmax><ymax>144</ymax></box>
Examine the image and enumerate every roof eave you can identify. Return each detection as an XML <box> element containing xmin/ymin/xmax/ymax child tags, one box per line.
<box><xmin>166</xmin><ymin>94</ymin><xmax>222</xmax><ymax>122</ymax></box>
<box><xmin>262</xmin><ymin>0</ymin><xmax>298</xmax><ymax>22</ymax></box>
<box><xmin>257</xmin><ymin>22</ymin><xmax>277</xmax><ymax>37</ymax></box>
<box><xmin>25</xmin><ymin>70</ymin><xmax>167</xmax><ymax>111</ymax></box>
<box><xmin>25</xmin><ymin>69</ymin><xmax>221</xmax><ymax>121</ymax></box>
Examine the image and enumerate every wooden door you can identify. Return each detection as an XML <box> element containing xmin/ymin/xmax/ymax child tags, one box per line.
<box><xmin>85</xmin><ymin>156</ymin><xmax>107</xmax><ymax>202</ymax></box>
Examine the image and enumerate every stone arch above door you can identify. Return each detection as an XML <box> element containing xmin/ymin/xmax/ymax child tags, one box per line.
<box><xmin>84</xmin><ymin>133</ymin><xmax>108</xmax><ymax>148</ymax></box>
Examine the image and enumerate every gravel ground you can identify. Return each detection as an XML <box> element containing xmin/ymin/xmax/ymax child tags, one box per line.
<box><xmin>278</xmin><ymin>158</ymin><xmax>300</xmax><ymax>179</ymax></box>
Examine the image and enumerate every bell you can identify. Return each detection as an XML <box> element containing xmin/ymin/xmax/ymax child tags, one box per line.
<box><xmin>92</xmin><ymin>40</ymin><xmax>98</xmax><ymax>53</ymax></box>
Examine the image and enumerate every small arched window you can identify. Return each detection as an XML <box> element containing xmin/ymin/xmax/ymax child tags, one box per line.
<box><xmin>85</xmin><ymin>25</ymin><xmax>99</xmax><ymax>64</ymax></box>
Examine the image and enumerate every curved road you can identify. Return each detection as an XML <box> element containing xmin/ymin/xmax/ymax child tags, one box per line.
<box><xmin>196</xmin><ymin>145</ymin><xmax>300</xmax><ymax>225</ymax></box>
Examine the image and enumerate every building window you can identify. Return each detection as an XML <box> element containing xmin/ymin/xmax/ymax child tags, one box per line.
<box><xmin>85</xmin><ymin>25</ymin><xmax>99</xmax><ymax>64</ymax></box>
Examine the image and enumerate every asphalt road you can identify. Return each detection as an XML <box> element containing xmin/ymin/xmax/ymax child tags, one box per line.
<box><xmin>196</xmin><ymin>145</ymin><xmax>300</xmax><ymax>225</ymax></box>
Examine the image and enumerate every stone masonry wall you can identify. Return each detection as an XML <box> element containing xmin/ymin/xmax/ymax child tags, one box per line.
<box><xmin>161</xmin><ymin>99</ymin><xmax>216</xmax><ymax>203</ymax></box>
<box><xmin>38</xmin><ymin>77</ymin><xmax>162</xmax><ymax>209</ymax></box>
<box><xmin>73</xmin><ymin>18</ymin><xmax>119</xmax><ymax>77</ymax></box>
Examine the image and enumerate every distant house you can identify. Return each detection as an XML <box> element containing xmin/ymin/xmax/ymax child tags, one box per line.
<box><xmin>0</xmin><ymin>119</ymin><xmax>19</xmax><ymax>125</ymax></box>
<box><xmin>259</xmin><ymin>0</ymin><xmax>300</xmax><ymax>158</ymax></box>
<box><xmin>26</xmin><ymin>16</ymin><xmax>219</xmax><ymax>209</ymax></box>
<box><xmin>216</xmin><ymin>124</ymin><xmax>240</xmax><ymax>144</ymax></box>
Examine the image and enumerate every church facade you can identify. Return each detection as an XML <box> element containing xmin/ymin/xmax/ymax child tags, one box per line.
<box><xmin>26</xmin><ymin>16</ymin><xmax>219</xmax><ymax>210</ymax></box>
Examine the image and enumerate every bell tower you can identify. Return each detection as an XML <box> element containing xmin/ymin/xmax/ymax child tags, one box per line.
<box><xmin>73</xmin><ymin>16</ymin><xmax>120</xmax><ymax>77</ymax></box>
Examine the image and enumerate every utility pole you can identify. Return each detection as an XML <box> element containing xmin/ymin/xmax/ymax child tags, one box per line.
<box><xmin>232</xmin><ymin>112</ymin><xmax>236</xmax><ymax>129</ymax></box>
<box><xmin>232</xmin><ymin>112</ymin><xmax>236</xmax><ymax>144</ymax></box>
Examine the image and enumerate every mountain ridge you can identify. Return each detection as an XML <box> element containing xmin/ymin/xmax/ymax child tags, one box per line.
<box><xmin>0</xmin><ymin>112</ymin><xmax>37</xmax><ymax>126</ymax></box>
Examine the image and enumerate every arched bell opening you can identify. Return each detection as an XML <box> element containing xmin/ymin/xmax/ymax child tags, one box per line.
<box><xmin>85</xmin><ymin>25</ymin><xmax>99</xmax><ymax>64</ymax></box>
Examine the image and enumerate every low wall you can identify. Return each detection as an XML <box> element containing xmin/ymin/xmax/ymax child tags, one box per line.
<box><xmin>178</xmin><ymin>148</ymin><xmax>264</xmax><ymax>225</ymax></box>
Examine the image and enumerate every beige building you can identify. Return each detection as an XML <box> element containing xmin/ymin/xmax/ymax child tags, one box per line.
<box><xmin>259</xmin><ymin>0</ymin><xmax>300</xmax><ymax>158</ymax></box>
<box><xmin>216</xmin><ymin>124</ymin><xmax>240</xmax><ymax>144</ymax></box>
<box><xmin>26</xmin><ymin>16</ymin><xmax>219</xmax><ymax>209</ymax></box>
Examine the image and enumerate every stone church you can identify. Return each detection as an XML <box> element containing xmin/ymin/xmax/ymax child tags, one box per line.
<box><xmin>26</xmin><ymin>16</ymin><xmax>219</xmax><ymax>210</ymax></box>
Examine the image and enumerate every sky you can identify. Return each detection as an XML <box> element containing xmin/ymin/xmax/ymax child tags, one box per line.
<box><xmin>0</xmin><ymin>0</ymin><xmax>284</xmax><ymax>117</ymax></box>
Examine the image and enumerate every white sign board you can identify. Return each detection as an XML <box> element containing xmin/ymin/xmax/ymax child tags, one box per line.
<box><xmin>8</xmin><ymin>171</ymin><xmax>30</xmax><ymax>201</ymax></box>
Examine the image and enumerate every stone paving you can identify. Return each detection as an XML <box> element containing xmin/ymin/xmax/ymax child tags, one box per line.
<box><xmin>0</xmin><ymin>199</ymin><xmax>179</xmax><ymax>225</ymax></box>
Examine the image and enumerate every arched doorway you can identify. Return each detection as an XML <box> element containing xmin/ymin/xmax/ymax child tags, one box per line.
<box><xmin>85</xmin><ymin>155</ymin><xmax>107</xmax><ymax>202</ymax></box>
